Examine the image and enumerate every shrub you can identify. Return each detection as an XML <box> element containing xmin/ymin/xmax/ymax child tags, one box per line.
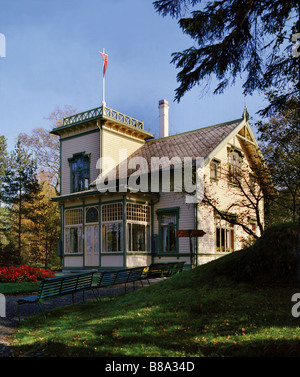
<box><xmin>0</xmin><ymin>265</ymin><xmax>54</xmax><ymax>283</ymax></box>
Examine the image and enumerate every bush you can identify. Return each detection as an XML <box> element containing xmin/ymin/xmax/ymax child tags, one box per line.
<box><xmin>0</xmin><ymin>265</ymin><xmax>54</xmax><ymax>283</ymax></box>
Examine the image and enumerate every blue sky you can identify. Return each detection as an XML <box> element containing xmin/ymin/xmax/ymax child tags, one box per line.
<box><xmin>0</xmin><ymin>0</ymin><xmax>267</xmax><ymax>152</ymax></box>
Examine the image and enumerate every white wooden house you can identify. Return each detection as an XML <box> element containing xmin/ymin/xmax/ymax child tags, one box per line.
<box><xmin>51</xmin><ymin>99</ymin><xmax>264</xmax><ymax>270</ymax></box>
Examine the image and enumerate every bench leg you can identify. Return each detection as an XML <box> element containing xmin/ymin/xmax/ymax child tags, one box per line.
<box><xmin>37</xmin><ymin>302</ymin><xmax>46</xmax><ymax>320</ymax></box>
<box><xmin>92</xmin><ymin>288</ymin><xmax>100</xmax><ymax>302</ymax></box>
<box><xmin>17</xmin><ymin>303</ymin><xmax>21</xmax><ymax>321</ymax></box>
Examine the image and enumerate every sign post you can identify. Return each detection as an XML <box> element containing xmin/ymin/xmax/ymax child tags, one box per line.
<box><xmin>177</xmin><ymin>229</ymin><xmax>206</xmax><ymax>268</ymax></box>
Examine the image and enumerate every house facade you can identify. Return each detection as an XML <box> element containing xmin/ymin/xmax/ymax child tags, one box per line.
<box><xmin>51</xmin><ymin>100</ymin><xmax>264</xmax><ymax>270</ymax></box>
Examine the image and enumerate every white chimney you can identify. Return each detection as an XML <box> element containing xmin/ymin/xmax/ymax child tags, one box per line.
<box><xmin>158</xmin><ymin>99</ymin><xmax>169</xmax><ymax>138</ymax></box>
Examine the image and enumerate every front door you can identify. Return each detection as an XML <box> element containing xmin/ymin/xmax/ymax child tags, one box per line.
<box><xmin>85</xmin><ymin>225</ymin><xmax>99</xmax><ymax>266</ymax></box>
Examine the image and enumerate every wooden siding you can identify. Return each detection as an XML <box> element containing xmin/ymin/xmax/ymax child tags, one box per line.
<box><xmin>153</xmin><ymin>191</ymin><xmax>195</xmax><ymax>254</ymax></box>
<box><xmin>196</xmin><ymin>133</ymin><xmax>264</xmax><ymax>264</ymax></box>
<box><xmin>61</xmin><ymin>129</ymin><xmax>100</xmax><ymax>195</ymax></box>
<box><xmin>101</xmin><ymin>127</ymin><xmax>145</xmax><ymax>169</ymax></box>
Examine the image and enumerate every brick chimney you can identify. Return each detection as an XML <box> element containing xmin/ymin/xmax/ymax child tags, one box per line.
<box><xmin>158</xmin><ymin>99</ymin><xmax>169</xmax><ymax>138</ymax></box>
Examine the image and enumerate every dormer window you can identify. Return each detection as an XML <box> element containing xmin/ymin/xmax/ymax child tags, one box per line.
<box><xmin>68</xmin><ymin>152</ymin><xmax>90</xmax><ymax>193</ymax></box>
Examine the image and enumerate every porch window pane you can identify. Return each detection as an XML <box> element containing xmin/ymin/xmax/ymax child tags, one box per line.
<box><xmin>102</xmin><ymin>223</ymin><xmax>123</xmax><ymax>252</ymax></box>
<box><xmin>64</xmin><ymin>226</ymin><xmax>82</xmax><ymax>254</ymax></box>
<box><xmin>64</xmin><ymin>209</ymin><xmax>83</xmax><ymax>254</ymax></box>
<box><xmin>94</xmin><ymin>226</ymin><xmax>99</xmax><ymax>253</ymax></box>
<box><xmin>132</xmin><ymin>224</ymin><xmax>146</xmax><ymax>251</ymax></box>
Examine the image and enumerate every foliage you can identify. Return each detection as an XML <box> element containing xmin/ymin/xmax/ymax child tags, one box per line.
<box><xmin>0</xmin><ymin>105</ymin><xmax>73</xmax><ymax>267</ymax></box>
<box><xmin>18</xmin><ymin>105</ymin><xmax>77</xmax><ymax>194</ymax></box>
<box><xmin>18</xmin><ymin>128</ymin><xmax>60</xmax><ymax>194</ymax></box>
<box><xmin>1</xmin><ymin>141</ymin><xmax>42</xmax><ymax>262</ymax></box>
<box><xmin>256</xmin><ymin>96</ymin><xmax>300</xmax><ymax>224</ymax></box>
<box><xmin>153</xmin><ymin>0</ymin><xmax>299</xmax><ymax>116</ymax></box>
<box><xmin>0</xmin><ymin>135</ymin><xmax>9</xmax><ymax>191</ymax></box>
<box><xmin>0</xmin><ymin>265</ymin><xmax>54</xmax><ymax>283</ymax></box>
<box><xmin>21</xmin><ymin>178</ymin><xmax>60</xmax><ymax>268</ymax></box>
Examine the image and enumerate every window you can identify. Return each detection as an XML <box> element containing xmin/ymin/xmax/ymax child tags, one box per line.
<box><xmin>157</xmin><ymin>208</ymin><xmax>179</xmax><ymax>253</ymax></box>
<box><xmin>228</xmin><ymin>149</ymin><xmax>243</xmax><ymax>184</ymax></box>
<box><xmin>127</xmin><ymin>203</ymin><xmax>150</xmax><ymax>252</ymax></box>
<box><xmin>102</xmin><ymin>203</ymin><xmax>123</xmax><ymax>222</ymax></box>
<box><xmin>102</xmin><ymin>223</ymin><xmax>123</xmax><ymax>252</ymax></box>
<box><xmin>68</xmin><ymin>153</ymin><xmax>90</xmax><ymax>193</ymax></box>
<box><xmin>249</xmin><ymin>219</ymin><xmax>258</xmax><ymax>238</ymax></box>
<box><xmin>126</xmin><ymin>203</ymin><xmax>150</xmax><ymax>222</ymax></box>
<box><xmin>101</xmin><ymin>203</ymin><xmax>123</xmax><ymax>252</ymax></box>
<box><xmin>215</xmin><ymin>215</ymin><xmax>234</xmax><ymax>252</ymax></box>
<box><xmin>86</xmin><ymin>206</ymin><xmax>99</xmax><ymax>224</ymax></box>
<box><xmin>210</xmin><ymin>159</ymin><xmax>221</xmax><ymax>180</ymax></box>
<box><xmin>64</xmin><ymin>208</ymin><xmax>83</xmax><ymax>254</ymax></box>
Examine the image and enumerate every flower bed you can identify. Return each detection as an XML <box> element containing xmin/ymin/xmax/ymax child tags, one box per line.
<box><xmin>0</xmin><ymin>265</ymin><xmax>55</xmax><ymax>283</ymax></box>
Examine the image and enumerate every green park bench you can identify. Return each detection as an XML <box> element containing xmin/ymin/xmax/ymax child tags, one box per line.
<box><xmin>141</xmin><ymin>262</ymin><xmax>185</xmax><ymax>284</ymax></box>
<box><xmin>91</xmin><ymin>266</ymin><xmax>145</xmax><ymax>300</ymax></box>
<box><xmin>17</xmin><ymin>271</ymin><xmax>96</xmax><ymax>320</ymax></box>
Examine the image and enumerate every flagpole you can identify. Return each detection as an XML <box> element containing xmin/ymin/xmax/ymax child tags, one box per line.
<box><xmin>102</xmin><ymin>48</ymin><xmax>106</xmax><ymax>107</ymax></box>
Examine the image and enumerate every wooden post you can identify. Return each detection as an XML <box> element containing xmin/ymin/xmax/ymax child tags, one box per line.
<box><xmin>178</xmin><ymin>229</ymin><xmax>206</xmax><ymax>269</ymax></box>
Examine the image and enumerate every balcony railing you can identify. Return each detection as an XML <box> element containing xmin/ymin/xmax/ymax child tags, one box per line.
<box><xmin>62</xmin><ymin>105</ymin><xmax>144</xmax><ymax>130</ymax></box>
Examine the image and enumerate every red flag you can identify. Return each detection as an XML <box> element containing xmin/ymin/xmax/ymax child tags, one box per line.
<box><xmin>99</xmin><ymin>51</ymin><xmax>108</xmax><ymax>77</ymax></box>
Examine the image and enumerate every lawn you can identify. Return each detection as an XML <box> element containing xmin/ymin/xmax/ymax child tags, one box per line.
<box><xmin>10</xmin><ymin>223</ymin><xmax>300</xmax><ymax>357</ymax></box>
<box><xmin>0</xmin><ymin>281</ymin><xmax>40</xmax><ymax>295</ymax></box>
<box><xmin>11</xmin><ymin>270</ymin><xmax>300</xmax><ymax>357</ymax></box>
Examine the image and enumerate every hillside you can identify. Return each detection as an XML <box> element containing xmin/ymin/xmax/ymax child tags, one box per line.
<box><xmin>13</xmin><ymin>222</ymin><xmax>300</xmax><ymax>357</ymax></box>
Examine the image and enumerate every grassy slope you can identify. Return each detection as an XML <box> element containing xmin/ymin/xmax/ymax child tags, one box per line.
<box><xmin>12</xmin><ymin>223</ymin><xmax>300</xmax><ymax>357</ymax></box>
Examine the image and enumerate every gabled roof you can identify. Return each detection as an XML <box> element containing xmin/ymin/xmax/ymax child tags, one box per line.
<box><xmin>90</xmin><ymin>118</ymin><xmax>245</xmax><ymax>186</ymax></box>
<box><xmin>126</xmin><ymin>118</ymin><xmax>243</xmax><ymax>166</ymax></box>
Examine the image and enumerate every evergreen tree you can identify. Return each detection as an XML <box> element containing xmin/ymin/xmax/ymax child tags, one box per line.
<box><xmin>1</xmin><ymin>141</ymin><xmax>41</xmax><ymax>262</ymax></box>
<box><xmin>256</xmin><ymin>95</ymin><xmax>300</xmax><ymax>224</ymax></box>
<box><xmin>0</xmin><ymin>135</ymin><xmax>9</xmax><ymax>205</ymax></box>
<box><xmin>153</xmin><ymin>0</ymin><xmax>299</xmax><ymax>116</ymax></box>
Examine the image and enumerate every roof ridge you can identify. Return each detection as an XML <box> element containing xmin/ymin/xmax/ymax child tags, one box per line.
<box><xmin>147</xmin><ymin>118</ymin><xmax>243</xmax><ymax>143</ymax></box>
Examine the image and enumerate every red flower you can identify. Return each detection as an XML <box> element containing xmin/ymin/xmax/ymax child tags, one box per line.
<box><xmin>0</xmin><ymin>265</ymin><xmax>54</xmax><ymax>283</ymax></box>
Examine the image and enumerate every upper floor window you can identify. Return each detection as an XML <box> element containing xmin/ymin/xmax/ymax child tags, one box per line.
<box><xmin>228</xmin><ymin>149</ymin><xmax>243</xmax><ymax>184</ymax></box>
<box><xmin>68</xmin><ymin>152</ymin><xmax>90</xmax><ymax>193</ymax></box>
<box><xmin>210</xmin><ymin>159</ymin><xmax>221</xmax><ymax>180</ymax></box>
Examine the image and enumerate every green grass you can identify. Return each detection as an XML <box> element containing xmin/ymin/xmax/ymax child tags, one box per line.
<box><xmin>11</xmin><ymin>223</ymin><xmax>300</xmax><ymax>357</ymax></box>
<box><xmin>0</xmin><ymin>281</ymin><xmax>40</xmax><ymax>295</ymax></box>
